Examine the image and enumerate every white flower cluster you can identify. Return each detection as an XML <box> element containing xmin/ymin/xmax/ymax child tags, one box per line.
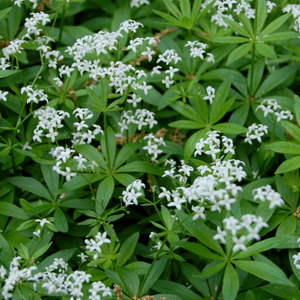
<box><xmin>244</xmin><ymin>123</ymin><xmax>268</xmax><ymax>145</ymax></box>
<box><xmin>160</xmin><ymin>133</ymin><xmax>247</xmax><ymax>214</ymax></box>
<box><xmin>72</xmin><ymin>108</ymin><xmax>103</xmax><ymax>146</ymax></box>
<box><xmin>157</xmin><ymin>49</ymin><xmax>182</xmax><ymax>65</ymax></box>
<box><xmin>143</xmin><ymin>133</ymin><xmax>166</xmax><ymax>162</ymax></box>
<box><xmin>256</xmin><ymin>99</ymin><xmax>294</xmax><ymax>122</ymax></box>
<box><xmin>66</xmin><ymin>25</ymin><xmax>153</xmax><ymax>96</ymax></box>
<box><xmin>213</xmin><ymin>214</ymin><xmax>269</xmax><ymax>252</ymax></box>
<box><xmin>85</xmin><ymin>232</ymin><xmax>111</xmax><ymax>260</ymax></box>
<box><xmin>194</xmin><ymin>131</ymin><xmax>235</xmax><ymax>160</ymax></box>
<box><xmin>122</xmin><ymin>179</ymin><xmax>145</xmax><ymax>206</ymax></box>
<box><xmin>283</xmin><ymin>4</ymin><xmax>300</xmax><ymax>32</ymax></box>
<box><xmin>202</xmin><ymin>0</ymin><xmax>276</xmax><ymax>28</ymax></box>
<box><xmin>130</xmin><ymin>0</ymin><xmax>150</xmax><ymax>8</ymax></box>
<box><xmin>118</xmin><ymin>108</ymin><xmax>158</xmax><ymax>134</ymax></box>
<box><xmin>185</xmin><ymin>41</ymin><xmax>214</xmax><ymax>62</ymax></box>
<box><xmin>292</xmin><ymin>238</ymin><xmax>300</xmax><ymax>271</ymax></box>
<box><xmin>203</xmin><ymin>86</ymin><xmax>215</xmax><ymax>105</ymax></box>
<box><xmin>33</xmin><ymin>106</ymin><xmax>69</xmax><ymax>143</ymax></box>
<box><xmin>253</xmin><ymin>185</ymin><xmax>285</xmax><ymax>209</ymax></box>
<box><xmin>1</xmin><ymin>256</ymin><xmax>37</xmax><ymax>299</ymax></box>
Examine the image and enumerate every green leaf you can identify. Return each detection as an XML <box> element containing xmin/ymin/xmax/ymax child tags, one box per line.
<box><xmin>255</xmin><ymin>42</ymin><xmax>276</xmax><ymax>59</ymax></box>
<box><xmin>256</xmin><ymin>0</ymin><xmax>267</xmax><ymax>33</ymax></box>
<box><xmin>163</xmin><ymin>0</ymin><xmax>182</xmax><ymax>19</ymax></box>
<box><xmin>113</xmin><ymin>173</ymin><xmax>137</xmax><ymax>187</ymax></box>
<box><xmin>54</xmin><ymin>207</ymin><xmax>69</xmax><ymax>233</ymax></box>
<box><xmin>191</xmin><ymin>0</ymin><xmax>203</xmax><ymax>21</ymax></box>
<box><xmin>169</xmin><ymin>120</ymin><xmax>205</xmax><ymax>129</ymax></box>
<box><xmin>233</xmin><ymin>236</ymin><xmax>293</xmax><ymax>259</ymax></box>
<box><xmin>177</xmin><ymin>210</ymin><xmax>225</xmax><ymax>255</ymax></box>
<box><xmin>116</xmin><ymin>161</ymin><xmax>163</xmax><ymax>176</ymax></box>
<box><xmin>210</xmin><ymin>78</ymin><xmax>231</xmax><ymax>124</ymax></box>
<box><xmin>180</xmin><ymin>0</ymin><xmax>191</xmax><ymax>18</ymax></box>
<box><xmin>222</xmin><ymin>17</ymin><xmax>251</xmax><ymax>38</ymax></box>
<box><xmin>211</xmin><ymin>123</ymin><xmax>247</xmax><ymax>134</ymax></box>
<box><xmin>153</xmin><ymin>10</ymin><xmax>182</xmax><ymax>26</ymax></box>
<box><xmin>41</xmin><ymin>164</ymin><xmax>59</xmax><ymax>200</ymax></box>
<box><xmin>260</xmin><ymin>13</ymin><xmax>291</xmax><ymax>37</ymax></box>
<box><xmin>261</xmin><ymin>284</ymin><xmax>300</xmax><ymax>299</ymax></box>
<box><xmin>0</xmin><ymin>235</ymin><xmax>14</xmax><ymax>268</ymax></box>
<box><xmin>59</xmin><ymin>198</ymin><xmax>95</xmax><ymax>209</ymax></box>
<box><xmin>281</xmin><ymin>120</ymin><xmax>300</xmax><ymax>142</ymax></box>
<box><xmin>7</xmin><ymin>177</ymin><xmax>52</xmax><ymax>201</ymax></box>
<box><xmin>0</xmin><ymin>7</ymin><xmax>12</xmax><ymax>21</ymax></box>
<box><xmin>125</xmin><ymin>262</ymin><xmax>151</xmax><ymax>276</ymax></box>
<box><xmin>295</xmin><ymin>95</ymin><xmax>300</xmax><ymax>127</ymax></box>
<box><xmin>96</xmin><ymin>176</ymin><xmax>115</xmax><ymax>212</ymax></box>
<box><xmin>197</xmin><ymin>261</ymin><xmax>227</xmax><ymax>279</ymax></box>
<box><xmin>275</xmin><ymin>156</ymin><xmax>300</xmax><ymax>174</ymax></box>
<box><xmin>195</xmin><ymin>0</ymin><xmax>216</xmax><ymax>22</ymax></box>
<box><xmin>152</xmin><ymin>279</ymin><xmax>203</xmax><ymax>300</ymax></box>
<box><xmin>139</xmin><ymin>257</ymin><xmax>168</xmax><ymax>296</ymax></box>
<box><xmin>276</xmin><ymin>214</ymin><xmax>297</xmax><ymax>237</ymax></box>
<box><xmin>265</xmin><ymin>142</ymin><xmax>300</xmax><ymax>155</ymax></box>
<box><xmin>76</xmin><ymin>144</ymin><xmax>108</xmax><ymax>171</ymax></box>
<box><xmin>255</xmin><ymin>64</ymin><xmax>298</xmax><ymax>97</ymax></box>
<box><xmin>100</xmin><ymin>126</ymin><xmax>116</xmax><ymax>167</ymax></box>
<box><xmin>259</xmin><ymin>31</ymin><xmax>299</xmax><ymax>42</ymax></box>
<box><xmin>32</xmin><ymin>242</ymin><xmax>52</xmax><ymax>260</ymax></box>
<box><xmin>223</xmin><ymin>263</ymin><xmax>239</xmax><ymax>300</ymax></box>
<box><xmin>111</xmin><ymin>4</ymin><xmax>131</xmax><ymax>32</ymax></box>
<box><xmin>114</xmin><ymin>142</ymin><xmax>141</xmax><ymax>170</ymax></box>
<box><xmin>233</xmin><ymin>260</ymin><xmax>293</xmax><ymax>286</ymax></box>
<box><xmin>117</xmin><ymin>232</ymin><xmax>139</xmax><ymax>267</ymax></box>
<box><xmin>179</xmin><ymin>241</ymin><xmax>223</xmax><ymax>260</ymax></box>
<box><xmin>0</xmin><ymin>202</ymin><xmax>28</xmax><ymax>219</ymax></box>
<box><xmin>161</xmin><ymin>205</ymin><xmax>173</xmax><ymax>230</ymax></box>
<box><xmin>226</xmin><ymin>43</ymin><xmax>252</xmax><ymax>66</ymax></box>
<box><xmin>168</xmin><ymin>101</ymin><xmax>206</xmax><ymax>125</ymax></box>
<box><xmin>210</xmin><ymin>36</ymin><xmax>250</xmax><ymax>44</ymax></box>
<box><xmin>180</xmin><ymin>263</ymin><xmax>210</xmax><ymax>296</ymax></box>
<box><xmin>0</xmin><ymin>70</ymin><xmax>20</xmax><ymax>79</ymax></box>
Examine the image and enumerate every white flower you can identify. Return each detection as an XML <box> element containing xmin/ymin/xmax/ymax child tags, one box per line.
<box><xmin>35</xmin><ymin>218</ymin><xmax>50</xmax><ymax>227</ymax></box>
<box><xmin>192</xmin><ymin>206</ymin><xmax>206</xmax><ymax>220</ymax></box>
<box><xmin>0</xmin><ymin>90</ymin><xmax>9</xmax><ymax>101</ymax></box>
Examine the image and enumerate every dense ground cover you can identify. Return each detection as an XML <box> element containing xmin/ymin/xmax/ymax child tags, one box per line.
<box><xmin>1</xmin><ymin>0</ymin><xmax>300</xmax><ymax>299</ymax></box>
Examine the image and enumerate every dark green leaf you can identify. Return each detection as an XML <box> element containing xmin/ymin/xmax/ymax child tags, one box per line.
<box><xmin>54</xmin><ymin>207</ymin><xmax>69</xmax><ymax>233</ymax></box>
<box><xmin>0</xmin><ymin>202</ymin><xmax>28</xmax><ymax>219</ymax></box>
<box><xmin>275</xmin><ymin>156</ymin><xmax>300</xmax><ymax>174</ymax></box>
<box><xmin>255</xmin><ymin>42</ymin><xmax>276</xmax><ymax>59</ymax></box>
<box><xmin>223</xmin><ymin>263</ymin><xmax>239</xmax><ymax>300</ymax></box>
<box><xmin>265</xmin><ymin>142</ymin><xmax>300</xmax><ymax>155</ymax></box>
<box><xmin>226</xmin><ymin>43</ymin><xmax>252</xmax><ymax>66</ymax></box>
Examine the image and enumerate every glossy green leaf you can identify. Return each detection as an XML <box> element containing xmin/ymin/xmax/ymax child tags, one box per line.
<box><xmin>0</xmin><ymin>7</ymin><xmax>12</xmax><ymax>21</ymax></box>
<box><xmin>223</xmin><ymin>17</ymin><xmax>251</xmax><ymax>38</ymax></box>
<box><xmin>261</xmin><ymin>284</ymin><xmax>300</xmax><ymax>299</ymax></box>
<box><xmin>259</xmin><ymin>31</ymin><xmax>299</xmax><ymax>42</ymax></box>
<box><xmin>196</xmin><ymin>261</ymin><xmax>227</xmax><ymax>279</ymax></box>
<box><xmin>114</xmin><ymin>142</ymin><xmax>141</xmax><ymax>170</ymax></box>
<box><xmin>275</xmin><ymin>156</ymin><xmax>300</xmax><ymax>174</ymax></box>
<box><xmin>180</xmin><ymin>0</ymin><xmax>191</xmax><ymax>18</ymax></box>
<box><xmin>184</xmin><ymin>128</ymin><xmax>209</xmax><ymax>161</ymax></box>
<box><xmin>116</xmin><ymin>161</ymin><xmax>163</xmax><ymax>176</ymax></box>
<box><xmin>256</xmin><ymin>0</ymin><xmax>267</xmax><ymax>33</ymax></box>
<box><xmin>276</xmin><ymin>214</ymin><xmax>297</xmax><ymax>237</ymax></box>
<box><xmin>210</xmin><ymin>36</ymin><xmax>249</xmax><ymax>44</ymax></box>
<box><xmin>96</xmin><ymin>176</ymin><xmax>115</xmax><ymax>211</ymax></box>
<box><xmin>234</xmin><ymin>260</ymin><xmax>293</xmax><ymax>286</ymax></box>
<box><xmin>281</xmin><ymin>120</ymin><xmax>300</xmax><ymax>142</ymax></box>
<box><xmin>295</xmin><ymin>95</ymin><xmax>300</xmax><ymax>127</ymax></box>
<box><xmin>169</xmin><ymin>120</ymin><xmax>205</xmax><ymax>129</ymax></box>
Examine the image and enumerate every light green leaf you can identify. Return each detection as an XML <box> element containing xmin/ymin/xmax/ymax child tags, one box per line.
<box><xmin>180</xmin><ymin>0</ymin><xmax>191</xmax><ymax>18</ymax></box>
<box><xmin>255</xmin><ymin>42</ymin><xmax>276</xmax><ymax>59</ymax></box>
<box><xmin>260</xmin><ymin>13</ymin><xmax>291</xmax><ymax>37</ymax></box>
<box><xmin>226</xmin><ymin>43</ymin><xmax>252</xmax><ymax>66</ymax></box>
<box><xmin>257</xmin><ymin>0</ymin><xmax>267</xmax><ymax>33</ymax></box>
<box><xmin>223</xmin><ymin>17</ymin><xmax>251</xmax><ymax>38</ymax></box>
<box><xmin>211</xmin><ymin>123</ymin><xmax>247</xmax><ymax>134</ymax></box>
<box><xmin>281</xmin><ymin>120</ymin><xmax>300</xmax><ymax>142</ymax></box>
<box><xmin>210</xmin><ymin>36</ymin><xmax>250</xmax><ymax>44</ymax></box>
<box><xmin>295</xmin><ymin>95</ymin><xmax>300</xmax><ymax>127</ymax></box>
<box><xmin>114</xmin><ymin>142</ymin><xmax>141</xmax><ymax>170</ymax></box>
<box><xmin>259</xmin><ymin>31</ymin><xmax>299</xmax><ymax>42</ymax></box>
<box><xmin>101</xmin><ymin>126</ymin><xmax>116</xmax><ymax>167</ymax></box>
<box><xmin>0</xmin><ymin>70</ymin><xmax>20</xmax><ymax>79</ymax></box>
<box><xmin>261</xmin><ymin>284</ymin><xmax>300</xmax><ymax>299</ymax></box>
<box><xmin>169</xmin><ymin>120</ymin><xmax>205</xmax><ymax>129</ymax></box>
<box><xmin>265</xmin><ymin>142</ymin><xmax>300</xmax><ymax>155</ymax></box>
<box><xmin>0</xmin><ymin>7</ymin><xmax>12</xmax><ymax>21</ymax></box>
<box><xmin>275</xmin><ymin>156</ymin><xmax>300</xmax><ymax>174</ymax></box>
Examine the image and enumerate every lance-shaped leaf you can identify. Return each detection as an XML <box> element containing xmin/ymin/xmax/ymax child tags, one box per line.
<box><xmin>223</xmin><ymin>263</ymin><xmax>239</xmax><ymax>300</ymax></box>
<box><xmin>226</xmin><ymin>43</ymin><xmax>252</xmax><ymax>66</ymax></box>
